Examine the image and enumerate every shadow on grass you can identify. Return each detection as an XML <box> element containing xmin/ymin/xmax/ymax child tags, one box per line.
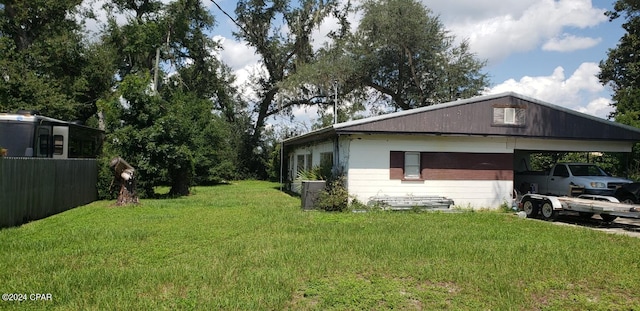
<box><xmin>148</xmin><ymin>182</ymin><xmax>234</xmax><ymax>200</ymax></box>
<box><xmin>537</xmin><ymin>214</ymin><xmax>640</xmax><ymax>234</ymax></box>
<box><xmin>271</xmin><ymin>184</ymin><xmax>301</xmax><ymax>198</ymax></box>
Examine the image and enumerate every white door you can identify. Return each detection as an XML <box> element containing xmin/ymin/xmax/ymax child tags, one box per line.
<box><xmin>52</xmin><ymin>126</ymin><xmax>69</xmax><ymax>159</ymax></box>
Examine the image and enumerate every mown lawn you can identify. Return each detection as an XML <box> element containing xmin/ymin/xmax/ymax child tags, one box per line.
<box><xmin>1</xmin><ymin>180</ymin><xmax>639</xmax><ymax>310</ymax></box>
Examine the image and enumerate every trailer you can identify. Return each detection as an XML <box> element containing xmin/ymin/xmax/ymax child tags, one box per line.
<box><xmin>519</xmin><ymin>193</ymin><xmax>640</xmax><ymax>221</ymax></box>
<box><xmin>0</xmin><ymin>111</ymin><xmax>103</xmax><ymax>159</ymax></box>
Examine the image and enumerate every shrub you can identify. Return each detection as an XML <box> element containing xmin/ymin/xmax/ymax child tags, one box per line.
<box><xmin>314</xmin><ymin>178</ymin><xmax>349</xmax><ymax>212</ymax></box>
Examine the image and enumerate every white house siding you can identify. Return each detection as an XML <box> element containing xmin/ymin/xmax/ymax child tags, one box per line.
<box><xmin>289</xmin><ymin>140</ymin><xmax>335</xmax><ymax>193</ymax></box>
<box><xmin>287</xmin><ymin>134</ymin><xmax>633</xmax><ymax>208</ymax></box>
<box><xmin>343</xmin><ymin>135</ymin><xmax>515</xmax><ymax>208</ymax></box>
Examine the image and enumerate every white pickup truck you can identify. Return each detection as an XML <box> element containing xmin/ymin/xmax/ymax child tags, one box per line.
<box><xmin>514</xmin><ymin>163</ymin><xmax>633</xmax><ymax>197</ymax></box>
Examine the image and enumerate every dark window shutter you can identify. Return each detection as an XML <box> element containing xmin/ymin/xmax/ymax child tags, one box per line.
<box><xmin>420</xmin><ymin>152</ymin><xmax>429</xmax><ymax>179</ymax></box>
<box><xmin>390</xmin><ymin>151</ymin><xmax>404</xmax><ymax>179</ymax></box>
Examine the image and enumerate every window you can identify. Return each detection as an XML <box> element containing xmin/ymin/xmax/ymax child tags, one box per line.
<box><xmin>320</xmin><ymin>152</ymin><xmax>333</xmax><ymax>167</ymax></box>
<box><xmin>552</xmin><ymin>165</ymin><xmax>569</xmax><ymax>177</ymax></box>
<box><xmin>296</xmin><ymin>154</ymin><xmax>305</xmax><ymax>174</ymax></box>
<box><xmin>390</xmin><ymin>151</ymin><xmax>425</xmax><ymax>180</ymax></box>
<box><xmin>54</xmin><ymin>135</ymin><xmax>64</xmax><ymax>155</ymax></box>
<box><xmin>296</xmin><ymin>153</ymin><xmax>313</xmax><ymax>174</ymax></box>
<box><xmin>404</xmin><ymin>152</ymin><xmax>421</xmax><ymax>179</ymax></box>
<box><xmin>306</xmin><ymin>154</ymin><xmax>313</xmax><ymax>171</ymax></box>
<box><xmin>504</xmin><ymin>107</ymin><xmax>516</xmax><ymax>124</ymax></box>
<box><xmin>320</xmin><ymin>152</ymin><xmax>333</xmax><ymax>170</ymax></box>
<box><xmin>36</xmin><ymin>127</ymin><xmax>50</xmax><ymax>157</ymax></box>
<box><xmin>493</xmin><ymin>106</ymin><xmax>525</xmax><ymax>126</ymax></box>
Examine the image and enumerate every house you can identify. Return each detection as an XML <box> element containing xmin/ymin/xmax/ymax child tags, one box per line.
<box><xmin>281</xmin><ymin>92</ymin><xmax>640</xmax><ymax>208</ymax></box>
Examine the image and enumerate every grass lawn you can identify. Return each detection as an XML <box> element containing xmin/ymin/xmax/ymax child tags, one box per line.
<box><xmin>1</xmin><ymin>180</ymin><xmax>640</xmax><ymax>310</ymax></box>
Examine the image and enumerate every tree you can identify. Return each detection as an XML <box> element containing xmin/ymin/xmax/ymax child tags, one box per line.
<box><xmin>211</xmin><ymin>0</ymin><xmax>346</xmax><ymax>178</ymax></box>
<box><xmin>599</xmin><ymin>0</ymin><xmax>640</xmax><ymax>179</ymax></box>
<box><xmin>99</xmin><ymin>0</ymin><xmax>243</xmax><ymax>196</ymax></box>
<box><xmin>282</xmin><ymin>0</ymin><xmax>488</xmax><ymax>114</ymax></box>
<box><xmin>0</xmin><ymin>0</ymin><xmax>110</xmax><ymax>122</ymax></box>
<box><xmin>599</xmin><ymin>0</ymin><xmax>640</xmax><ymax>126</ymax></box>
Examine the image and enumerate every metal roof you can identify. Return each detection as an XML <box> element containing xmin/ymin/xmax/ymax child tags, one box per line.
<box><xmin>283</xmin><ymin>92</ymin><xmax>640</xmax><ymax>146</ymax></box>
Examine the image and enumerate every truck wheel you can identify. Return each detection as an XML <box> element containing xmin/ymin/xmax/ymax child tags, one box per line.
<box><xmin>522</xmin><ymin>200</ymin><xmax>538</xmax><ymax>218</ymax></box>
<box><xmin>619</xmin><ymin>196</ymin><xmax>636</xmax><ymax>205</ymax></box>
<box><xmin>541</xmin><ymin>202</ymin><xmax>558</xmax><ymax>221</ymax></box>
<box><xmin>600</xmin><ymin>214</ymin><xmax>617</xmax><ymax>222</ymax></box>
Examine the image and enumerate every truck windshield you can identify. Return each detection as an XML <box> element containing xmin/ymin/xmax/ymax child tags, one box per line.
<box><xmin>568</xmin><ymin>164</ymin><xmax>608</xmax><ymax>176</ymax></box>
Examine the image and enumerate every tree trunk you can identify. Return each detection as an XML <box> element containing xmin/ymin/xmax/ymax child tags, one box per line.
<box><xmin>169</xmin><ymin>169</ymin><xmax>191</xmax><ymax>196</ymax></box>
<box><xmin>110</xmin><ymin>157</ymin><xmax>139</xmax><ymax>205</ymax></box>
<box><xmin>116</xmin><ymin>178</ymin><xmax>139</xmax><ymax>206</ymax></box>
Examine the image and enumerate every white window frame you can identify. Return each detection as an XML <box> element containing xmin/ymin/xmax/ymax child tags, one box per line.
<box><xmin>404</xmin><ymin>152</ymin><xmax>421</xmax><ymax>179</ymax></box>
<box><xmin>504</xmin><ymin>107</ymin><xmax>516</xmax><ymax>124</ymax></box>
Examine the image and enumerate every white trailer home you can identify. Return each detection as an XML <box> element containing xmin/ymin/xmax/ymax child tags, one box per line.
<box><xmin>0</xmin><ymin>111</ymin><xmax>103</xmax><ymax>159</ymax></box>
<box><xmin>281</xmin><ymin>92</ymin><xmax>640</xmax><ymax>209</ymax></box>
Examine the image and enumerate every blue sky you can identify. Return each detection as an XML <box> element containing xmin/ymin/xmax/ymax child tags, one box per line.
<box><xmin>86</xmin><ymin>0</ymin><xmax>625</xmax><ymax>124</ymax></box>
<box><xmin>205</xmin><ymin>0</ymin><xmax>626</xmax><ymax>124</ymax></box>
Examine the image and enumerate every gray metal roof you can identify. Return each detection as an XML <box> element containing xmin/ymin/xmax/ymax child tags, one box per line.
<box><xmin>283</xmin><ymin>92</ymin><xmax>640</xmax><ymax>146</ymax></box>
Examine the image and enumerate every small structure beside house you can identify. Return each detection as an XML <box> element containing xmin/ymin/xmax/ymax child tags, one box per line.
<box><xmin>281</xmin><ymin>92</ymin><xmax>640</xmax><ymax>209</ymax></box>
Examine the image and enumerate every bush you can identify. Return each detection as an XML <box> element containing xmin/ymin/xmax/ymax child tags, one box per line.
<box><xmin>314</xmin><ymin>178</ymin><xmax>349</xmax><ymax>212</ymax></box>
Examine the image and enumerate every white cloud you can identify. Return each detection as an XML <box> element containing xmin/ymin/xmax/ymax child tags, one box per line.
<box><xmin>542</xmin><ymin>34</ymin><xmax>602</xmax><ymax>52</ymax></box>
<box><xmin>440</xmin><ymin>0</ymin><xmax>608</xmax><ymax>63</ymax></box>
<box><xmin>485</xmin><ymin>62</ymin><xmax>613</xmax><ymax>118</ymax></box>
<box><xmin>576</xmin><ymin>97</ymin><xmax>613</xmax><ymax>118</ymax></box>
<box><xmin>214</xmin><ymin>36</ymin><xmax>261</xmax><ymax>71</ymax></box>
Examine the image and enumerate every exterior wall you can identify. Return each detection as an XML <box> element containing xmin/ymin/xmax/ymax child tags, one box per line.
<box><xmin>344</xmin><ymin>135</ymin><xmax>515</xmax><ymax>208</ymax></box>
<box><xmin>288</xmin><ymin>140</ymin><xmax>335</xmax><ymax>193</ymax></box>
<box><xmin>285</xmin><ymin>133</ymin><xmax>634</xmax><ymax>208</ymax></box>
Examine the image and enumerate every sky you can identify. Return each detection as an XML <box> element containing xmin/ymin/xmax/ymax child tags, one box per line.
<box><xmin>204</xmin><ymin>0</ymin><xmax>625</xmax><ymax>127</ymax></box>
<box><xmin>83</xmin><ymin>0</ymin><xmax>626</xmax><ymax>126</ymax></box>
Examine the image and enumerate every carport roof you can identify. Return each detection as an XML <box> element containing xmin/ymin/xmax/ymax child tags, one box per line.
<box><xmin>283</xmin><ymin>92</ymin><xmax>640</xmax><ymax>146</ymax></box>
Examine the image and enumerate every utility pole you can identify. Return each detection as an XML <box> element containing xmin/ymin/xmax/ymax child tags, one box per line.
<box><xmin>333</xmin><ymin>80</ymin><xmax>338</xmax><ymax>124</ymax></box>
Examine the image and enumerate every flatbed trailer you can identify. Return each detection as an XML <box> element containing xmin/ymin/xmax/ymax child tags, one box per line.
<box><xmin>519</xmin><ymin>193</ymin><xmax>640</xmax><ymax>221</ymax></box>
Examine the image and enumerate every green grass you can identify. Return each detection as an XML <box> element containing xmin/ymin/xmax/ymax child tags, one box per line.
<box><xmin>1</xmin><ymin>180</ymin><xmax>640</xmax><ymax>310</ymax></box>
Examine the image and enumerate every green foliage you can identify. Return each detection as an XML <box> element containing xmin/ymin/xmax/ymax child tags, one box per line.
<box><xmin>314</xmin><ymin>178</ymin><xmax>349</xmax><ymax>212</ymax></box>
<box><xmin>229</xmin><ymin>0</ymin><xmax>343</xmax><ymax>178</ymax></box>
<box><xmin>0</xmin><ymin>0</ymin><xmax>110</xmax><ymax>121</ymax></box>
<box><xmin>529</xmin><ymin>152</ymin><xmax>627</xmax><ymax>177</ymax></box>
<box><xmin>101</xmin><ymin>72</ymin><xmax>239</xmax><ymax>197</ymax></box>
<box><xmin>281</xmin><ymin>0</ymin><xmax>488</xmax><ymax>115</ymax></box>
<box><xmin>295</xmin><ymin>156</ymin><xmax>334</xmax><ymax>182</ymax></box>
<box><xmin>2</xmin><ymin>181</ymin><xmax>640</xmax><ymax>310</ymax></box>
<box><xmin>295</xmin><ymin>166</ymin><xmax>323</xmax><ymax>181</ymax></box>
<box><xmin>95</xmin><ymin>0</ymin><xmax>246</xmax><ymax>197</ymax></box>
<box><xmin>599</xmin><ymin>0</ymin><xmax>640</xmax><ymax>179</ymax></box>
<box><xmin>355</xmin><ymin>0</ymin><xmax>489</xmax><ymax>108</ymax></box>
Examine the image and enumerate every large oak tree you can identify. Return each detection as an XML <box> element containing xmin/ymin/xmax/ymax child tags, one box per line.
<box><xmin>0</xmin><ymin>0</ymin><xmax>113</xmax><ymax>122</ymax></box>
<box><xmin>599</xmin><ymin>0</ymin><xmax>640</xmax><ymax>179</ymax></box>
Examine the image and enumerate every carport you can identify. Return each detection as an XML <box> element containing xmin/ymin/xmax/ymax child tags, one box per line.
<box><xmin>282</xmin><ymin>92</ymin><xmax>640</xmax><ymax>208</ymax></box>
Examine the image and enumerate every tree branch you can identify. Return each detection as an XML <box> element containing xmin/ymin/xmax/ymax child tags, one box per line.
<box><xmin>209</xmin><ymin>0</ymin><xmax>248</xmax><ymax>34</ymax></box>
<box><xmin>366</xmin><ymin>81</ymin><xmax>409</xmax><ymax>110</ymax></box>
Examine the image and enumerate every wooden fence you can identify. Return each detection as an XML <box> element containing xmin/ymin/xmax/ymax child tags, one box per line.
<box><xmin>0</xmin><ymin>158</ymin><xmax>98</xmax><ymax>228</ymax></box>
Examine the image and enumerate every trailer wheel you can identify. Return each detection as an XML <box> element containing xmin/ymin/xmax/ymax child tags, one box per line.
<box><xmin>541</xmin><ymin>201</ymin><xmax>558</xmax><ymax>221</ymax></box>
<box><xmin>578</xmin><ymin>212</ymin><xmax>594</xmax><ymax>219</ymax></box>
<box><xmin>522</xmin><ymin>199</ymin><xmax>538</xmax><ymax>218</ymax></box>
<box><xmin>600</xmin><ymin>214</ymin><xmax>617</xmax><ymax>222</ymax></box>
